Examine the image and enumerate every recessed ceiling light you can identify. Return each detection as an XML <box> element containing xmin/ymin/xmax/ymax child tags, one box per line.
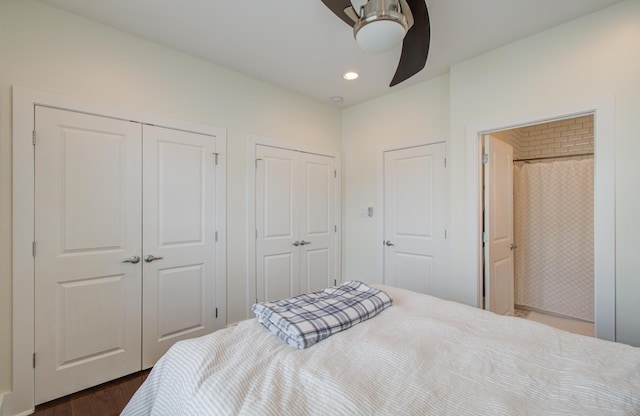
<box><xmin>343</xmin><ymin>72</ymin><xmax>359</xmax><ymax>80</ymax></box>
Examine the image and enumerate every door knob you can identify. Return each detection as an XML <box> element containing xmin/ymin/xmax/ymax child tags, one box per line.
<box><xmin>122</xmin><ymin>255</ymin><xmax>141</xmax><ymax>264</ymax></box>
<box><xmin>510</xmin><ymin>244</ymin><xmax>518</xmax><ymax>251</ymax></box>
<box><xmin>384</xmin><ymin>240</ymin><xmax>394</xmax><ymax>246</ymax></box>
<box><xmin>144</xmin><ymin>254</ymin><xmax>164</xmax><ymax>263</ymax></box>
<box><xmin>292</xmin><ymin>241</ymin><xmax>300</xmax><ymax>246</ymax></box>
<box><xmin>300</xmin><ymin>240</ymin><xmax>310</xmax><ymax>246</ymax></box>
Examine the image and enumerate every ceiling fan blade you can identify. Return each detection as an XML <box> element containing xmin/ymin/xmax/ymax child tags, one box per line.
<box><xmin>390</xmin><ymin>0</ymin><xmax>430</xmax><ymax>87</ymax></box>
<box><xmin>321</xmin><ymin>0</ymin><xmax>356</xmax><ymax>27</ymax></box>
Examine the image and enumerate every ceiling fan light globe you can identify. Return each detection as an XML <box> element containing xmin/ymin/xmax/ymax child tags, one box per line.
<box><xmin>355</xmin><ymin>19</ymin><xmax>406</xmax><ymax>52</ymax></box>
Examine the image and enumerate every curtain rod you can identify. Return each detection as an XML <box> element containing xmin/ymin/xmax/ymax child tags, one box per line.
<box><xmin>513</xmin><ymin>152</ymin><xmax>594</xmax><ymax>163</ymax></box>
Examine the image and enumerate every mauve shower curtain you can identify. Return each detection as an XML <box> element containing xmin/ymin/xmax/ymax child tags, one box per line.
<box><xmin>514</xmin><ymin>159</ymin><xmax>594</xmax><ymax>322</ymax></box>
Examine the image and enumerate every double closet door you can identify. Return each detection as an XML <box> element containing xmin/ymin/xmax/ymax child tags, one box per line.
<box><xmin>255</xmin><ymin>145</ymin><xmax>337</xmax><ymax>302</ymax></box>
<box><xmin>34</xmin><ymin>107</ymin><xmax>220</xmax><ymax>404</ymax></box>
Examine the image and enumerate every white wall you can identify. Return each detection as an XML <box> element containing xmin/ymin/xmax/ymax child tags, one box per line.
<box><xmin>2</xmin><ymin>0</ymin><xmax>639</xmax><ymax>409</ymax></box>
<box><xmin>0</xmin><ymin>0</ymin><xmax>10</xmax><ymax>407</ymax></box>
<box><xmin>341</xmin><ymin>0</ymin><xmax>640</xmax><ymax>347</ymax></box>
<box><xmin>0</xmin><ymin>0</ymin><xmax>341</xmax><ymax>397</ymax></box>
<box><xmin>447</xmin><ymin>0</ymin><xmax>640</xmax><ymax>345</ymax></box>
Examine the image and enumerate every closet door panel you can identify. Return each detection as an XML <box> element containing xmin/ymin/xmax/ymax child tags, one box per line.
<box><xmin>142</xmin><ymin>125</ymin><xmax>218</xmax><ymax>368</ymax></box>
<box><xmin>34</xmin><ymin>107</ymin><xmax>142</xmax><ymax>404</ymax></box>
<box><xmin>304</xmin><ymin>248</ymin><xmax>331</xmax><ymax>293</ymax></box>
<box><xmin>156</xmin><ymin>265</ymin><xmax>205</xmax><ymax>337</ymax></box>
<box><xmin>255</xmin><ymin>145</ymin><xmax>300</xmax><ymax>302</ymax></box>
<box><xmin>263</xmin><ymin>253</ymin><xmax>296</xmax><ymax>302</ymax></box>
<box><xmin>299</xmin><ymin>153</ymin><xmax>336</xmax><ymax>293</ymax></box>
<box><xmin>256</xmin><ymin>147</ymin><xmax>337</xmax><ymax>300</ymax></box>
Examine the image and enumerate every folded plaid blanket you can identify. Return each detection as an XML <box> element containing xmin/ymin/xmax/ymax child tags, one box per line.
<box><xmin>252</xmin><ymin>280</ymin><xmax>393</xmax><ymax>349</ymax></box>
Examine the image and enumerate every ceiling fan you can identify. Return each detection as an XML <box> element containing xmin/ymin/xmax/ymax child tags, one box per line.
<box><xmin>321</xmin><ymin>0</ymin><xmax>430</xmax><ymax>87</ymax></box>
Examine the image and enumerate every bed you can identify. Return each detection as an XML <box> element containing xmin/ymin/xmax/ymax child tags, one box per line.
<box><xmin>122</xmin><ymin>284</ymin><xmax>640</xmax><ymax>415</ymax></box>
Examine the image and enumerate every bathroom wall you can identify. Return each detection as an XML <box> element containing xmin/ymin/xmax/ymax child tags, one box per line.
<box><xmin>512</xmin><ymin>115</ymin><xmax>594</xmax><ymax>161</ymax></box>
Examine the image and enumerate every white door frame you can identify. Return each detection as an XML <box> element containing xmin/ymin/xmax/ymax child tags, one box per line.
<box><xmin>10</xmin><ymin>86</ymin><xmax>227</xmax><ymax>416</ymax></box>
<box><xmin>376</xmin><ymin>138</ymin><xmax>449</xmax><ymax>283</ymax></box>
<box><xmin>246</xmin><ymin>135</ymin><xmax>341</xmax><ymax>318</ymax></box>
<box><xmin>465</xmin><ymin>96</ymin><xmax>616</xmax><ymax>341</ymax></box>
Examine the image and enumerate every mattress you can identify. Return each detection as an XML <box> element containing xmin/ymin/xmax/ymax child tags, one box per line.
<box><xmin>122</xmin><ymin>285</ymin><xmax>640</xmax><ymax>415</ymax></box>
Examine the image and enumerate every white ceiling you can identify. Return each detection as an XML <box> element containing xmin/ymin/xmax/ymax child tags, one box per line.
<box><xmin>39</xmin><ymin>0</ymin><xmax>623</xmax><ymax>107</ymax></box>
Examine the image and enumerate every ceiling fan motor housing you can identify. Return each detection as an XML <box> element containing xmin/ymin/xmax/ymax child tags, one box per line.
<box><xmin>353</xmin><ymin>0</ymin><xmax>408</xmax><ymax>52</ymax></box>
<box><xmin>321</xmin><ymin>0</ymin><xmax>429</xmax><ymax>86</ymax></box>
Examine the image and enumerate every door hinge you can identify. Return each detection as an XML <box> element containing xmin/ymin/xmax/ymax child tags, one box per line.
<box><xmin>334</xmin><ymin>279</ymin><xmax>337</xmax><ymax>286</ymax></box>
<box><xmin>255</xmin><ymin>158</ymin><xmax>262</xmax><ymax>169</ymax></box>
<box><xmin>444</xmin><ymin>229</ymin><xmax>447</xmax><ymax>239</ymax></box>
<box><xmin>212</xmin><ymin>152</ymin><xmax>219</xmax><ymax>165</ymax></box>
<box><xmin>482</xmin><ymin>153</ymin><xmax>489</xmax><ymax>164</ymax></box>
<box><xmin>256</xmin><ymin>229</ymin><xmax>258</xmax><ymax>239</ymax></box>
<box><xmin>334</xmin><ymin>225</ymin><xmax>337</xmax><ymax>233</ymax></box>
<box><xmin>32</xmin><ymin>241</ymin><xmax>36</xmax><ymax>257</ymax></box>
<box><xmin>444</xmin><ymin>157</ymin><xmax>447</xmax><ymax>168</ymax></box>
<box><xmin>215</xmin><ymin>307</ymin><xmax>218</xmax><ymax>319</ymax></box>
<box><xmin>32</xmin><ymin>130</ymin><xmax>36</xmax><ymax>146</ymax></box>
<box><xmin>215</xmin><ymin>231</ymin><xmax>218</xmax><ymax>242</ymax></box>
<box><xmin>334</xmin><ymin>170</ymin><xmax>337</xmax><ymax>178</ymax></box>
<box><xmin>33</xmin><ymin>353</ymin><xmax>36</xmax><ymax>368</ymax></box>
<box><xmin>482</xmin><ymin>231</ymin><xmax>488</xmax><ymax>243</ymax></box>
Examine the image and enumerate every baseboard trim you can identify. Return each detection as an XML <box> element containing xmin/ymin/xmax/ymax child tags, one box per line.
<box><xmin>0</xmin><ymin>392</ymin><xmax>35</xmax><ymax>416</ymax></box>
<box><xmin>515</xmin><ymin>304</ymin><xmax>594</xmax><ymax>324</ymax></box>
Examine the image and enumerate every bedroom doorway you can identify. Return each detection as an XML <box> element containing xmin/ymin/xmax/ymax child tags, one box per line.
<box><xmin>482</xmin><ymin>115</ymin><xmax>595</xmax><ymax>335</ymax></box>
<box><xmin>381</xmin><ymin>142</ymin><xmax>447</xmax><ymax>298</ymax></box>
<box><xmin>467</xmin><ymin>98</ymin><xmax>615</xmax><ymax>342</ymax></box>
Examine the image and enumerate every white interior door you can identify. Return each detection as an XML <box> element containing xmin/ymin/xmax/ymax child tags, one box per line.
<box><xmin>255</xmin><ymin>146</ymin><xmax>337</xmax><ymax>302</ymax></box>
<box><xmin>299</xmin><ymin>153</ymin><xmax>336</xmax><ymax>293</ymax></box>
<box><xmin>255</xmin><ymin>145</ymin><xmax>300</xmax><ymax>302</ymax></box>
<box><xmin>34</xmin><ymin>107</ymin><xmax>142</xmax><ymax>404</ymax></box>
<box><xmin>484</xmin><ymin>134</ymin><xmax>515</xmax><ymax>315</ymax></box>
<box><xmin>142</xmin><ymin>125</ymin><xmax>219</xmax><ymax>368</ymax></box>
<box><xmin>383</xmin><ymin>143</ymin><xmax>447</xmax><ymax>297</ymax></box>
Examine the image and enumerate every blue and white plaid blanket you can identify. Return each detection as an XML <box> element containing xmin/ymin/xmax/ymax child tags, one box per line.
<box><xmin>252</xmin><ymin>280</ymin><xmax>393</xmax><ymax>349</ymax></box>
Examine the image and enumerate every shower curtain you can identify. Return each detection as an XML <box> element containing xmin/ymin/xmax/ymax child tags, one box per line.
<box><xmin>514</xmin><ymin>159</ymin><xmax>594</xmax><ymax>322</ymax></box>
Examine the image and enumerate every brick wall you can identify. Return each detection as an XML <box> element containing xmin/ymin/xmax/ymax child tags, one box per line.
<box><xmin>509</xmin><ymin>115</ymin><xmax>594</xmax><ymax>162</ymax></box>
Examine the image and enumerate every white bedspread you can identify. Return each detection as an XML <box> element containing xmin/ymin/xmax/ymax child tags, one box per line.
<box><xmin>122</xmin><ymin>285</ymin><xmax>640</xmax><ymax>415</ymax></box>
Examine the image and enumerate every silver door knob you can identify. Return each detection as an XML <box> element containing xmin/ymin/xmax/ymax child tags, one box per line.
<box><xmin>510</xmin><ymin>243</ymin><xmax>518</xmax><ymax>250</ymax></box>
<box><xmin>144</xmin><ymin>254</ymin><xmax>164</xmax><ymax>263</ymax></box>
<box><xmin>292</xmin><ymin>241</ymin><xmax>300</xmax><ymax>246</ymax></box>
<box><xmin>300</xmin><ymin>240</ymin><xmax>310</xmax><ymax>246</ymax></box>
<box><xmin>122</xmin><ymin>255</ymin><xmax>141</xmax><ymax>264</ymax></box>
<box><xmin>384</xmin><ymin>240</ymin><xmax>394</xmax><ymax>246</ymax></box>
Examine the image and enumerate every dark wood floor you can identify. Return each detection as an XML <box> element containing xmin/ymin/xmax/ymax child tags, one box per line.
<box><xmin>33</xmin><ymin>370</ymin><xmax>150</xmax><ymax>416</ymax></box>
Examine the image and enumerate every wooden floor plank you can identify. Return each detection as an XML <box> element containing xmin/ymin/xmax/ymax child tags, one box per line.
<box><xmin>33</xmin><ymin>370</ymin><xmax>150</xmax><ymax>416</ymax></box>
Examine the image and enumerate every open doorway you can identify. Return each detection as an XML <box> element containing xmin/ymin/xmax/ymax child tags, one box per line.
<box><xmin>483</xmin><ymin>115</ymin><xmax>595</xmax><ymax>336</ymax></box>
<box><xmin>466</xmin><ymin>97</ymin><xmax>615</xmax><ymax>341</ymax></box>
